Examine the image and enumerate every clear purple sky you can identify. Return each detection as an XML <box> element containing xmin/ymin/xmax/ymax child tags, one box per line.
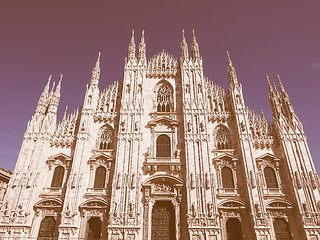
<box><xmin>1</xmin><ymin>1</ymin><xmax>319</xmax><ymax>172</ymax></box>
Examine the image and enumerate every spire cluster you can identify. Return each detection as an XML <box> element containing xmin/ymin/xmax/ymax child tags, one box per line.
<box><xmin>36</xmin><ymin>74</ymin><xmax>62</xmax><ymax>114</ymax></box>
<box><xmin>179</xmin><ymin>29</ymin><xmax>201</xmax><ymax>62</ymax></box>
<box><xmin>266</xmin><ymin>75</ymin><xmax>296</xmax><ymax>121</ymax></box>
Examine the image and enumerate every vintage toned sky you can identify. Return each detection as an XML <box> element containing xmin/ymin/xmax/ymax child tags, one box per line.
<box><xmin>0</xmin><ymin>1</ymin><xmax>319</xmax><ymax>172</ymax></box>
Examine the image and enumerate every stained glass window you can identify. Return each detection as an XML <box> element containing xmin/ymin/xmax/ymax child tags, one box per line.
<box><xmin>215</xmin><ymin>128</ymin><xmax>230</xmax><ymax>149</ymax></box>
<box><xmin>157</xmin><ymin>85</ymin><xmax>172</xmax><ymax>112</ymax></box>
<box><xmin>97</xmin><ymin>126</ymin><xmax>113</xmax><ymax>150</ymax></box>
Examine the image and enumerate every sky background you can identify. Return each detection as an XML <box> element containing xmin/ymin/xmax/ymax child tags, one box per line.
<box><xmin>0</xmin><ymin>1</ymin><xmax>320</xmax><ymax>172</ymax></box>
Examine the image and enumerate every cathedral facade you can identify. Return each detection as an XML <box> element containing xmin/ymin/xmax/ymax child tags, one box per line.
<box><xmin>1</xmin><ymin>30</ymin><xmax>320</xmax><ymax>240</ymax></box>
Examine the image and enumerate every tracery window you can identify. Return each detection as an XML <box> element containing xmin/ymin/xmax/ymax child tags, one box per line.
<box><xmin>264</xmin><ymin>167</ymin><xmax>278</xmax><ymax>189</ymax></box>
<box><xmin>51</xmin><ymin>166</ymin><xmax>65</xmax><ymax>188</ymax></box>
<box><xmin>215</xmin><ymin>127</ymin><xmax>231</xmax><ymax>150</ymax></box>
<box><xmin>97</xmin><ymin>126</ymin><xmax>113</xmax><ymax>150</ymax></box>
<box><xmin>156</xmin><ymin>84</ymin><xmax>173</xmax><ymax>112</ymax></box>
<box><xmin>156</xmin><ymin>135</ymin><xmax>171</xmax><ymax>157</ymax></box>
<box><xmin>93</xmin><ymin>166</ymin><xmax>106</xmax><ymax>189</ymax></box>
<box><xmin>221</xmin><ymin>167</ymin><xmax>234</xmax><ymax>189</ymax></box>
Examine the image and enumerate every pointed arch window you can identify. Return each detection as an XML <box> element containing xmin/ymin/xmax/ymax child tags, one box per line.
<box><xmin>97</xmin><ymin>126</ymin><xmax>113</xmax><ymax>150</ymax></box>
<box><xmin>221</xmin><ymin>167</ymin><xmax>234</xmax><ymax>189</ymax></box>
<box><xmin>51</xmin><ymin>166</ymin><xmax>65</xmax><ymax>188</ymax></box>
<box><xmin>156</xmin><ymin>84</ymin><xmax>173</xmax><ymax>112</ymax></box>
<box><xmin>94</xmin><ymin>166</ymin><xmax>106</xmax><ymax>189</ymax></box>
<box><xmin>156</xmin><ymin>135</ymin><xmax>171</xmax><ymax>157</ymax></box>
<box><xmin>215</xmin><ymin>127</ymin><xmax>231</xmax><ymax>150</ymax></box>
<box><xmin>264</xmin><ymin>167</ymin><xmax>278</xmax><ymax>189</ymax></box>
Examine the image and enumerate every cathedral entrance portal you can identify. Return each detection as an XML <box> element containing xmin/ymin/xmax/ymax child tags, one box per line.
<box><xmin>273</xmin><ymin>218</ymin><xmax>292</xmax><ymax>240</ymax></box>
<box><xmin>37</xmin><ymin>216</ymin><xmax>56</xmax><ymax>239</ymax></box>
<box><xmin>226</xmin><ymin>218</ymin><xmax>243</xmax><ymax>240</ymax></box>
<box><xmin>86</xmin><ymin>217</ymin><xmax>102</xmax><ymax>239</ymax></box>
<box><xmin>151</xmin><ymin>201</ymin><xmax>175</xmax><ymax>240</ymax></box>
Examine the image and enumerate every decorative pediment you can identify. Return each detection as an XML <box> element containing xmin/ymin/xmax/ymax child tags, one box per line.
<box><xmin>257</xmin><ymin>153</ymin><xmax>280</xmax><ymax>162</ymax></box>
<box><xmin>79</xmin><ymin>198</ymin><xmax>109</xmax><ymax>209</ymax></box>
<box><xmin>256</xmin><ymin>153</ymin><xmax>280</xmax><ymax>168</ymax></box>
<box><xmin>147</xmin><ymin>50</ymin><xmax>179</xmax><ymax>77</ymax></box>
<box><xmin>266</xmin><ymin>199</ymin><xmax>292</xmax><ymax>209</ymax></box>
<box><xmin>213</xmin><ymin>153</ymin><xmax>237</xmax><ymax>166</ymax></box>
<box><xmin>143</xmin><ymin>175</ymin><xmax>183</xmax><ymax>198</ymax></box>
<box><xmin>218</xmin><ymin>199</ymin><xmax>245</xmax><ymax>209</ymax></box>
<box><xmin>88</xmin><ymin>153</ymin><xmax>114</xmax><ymax>167</ymax></box>
<box><xmin>46</xmin><ymin>153</ymin><xmax>72</xmax><ymax>169</ymax></box>
<box><xmin>34</xmin><ymin>198</ymin><xmax>63</xmax><ymax>209</ymax></box>
<box><xmin>147</xmin><ymin>117</ymin><xmax>179</xmax><ymax>131</ymax></box>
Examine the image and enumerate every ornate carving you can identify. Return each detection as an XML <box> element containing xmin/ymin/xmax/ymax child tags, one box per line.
<box><xmin>152</xmin><ymin>183</ymin><xmax>173</xmax><ymax>193</ymax></box>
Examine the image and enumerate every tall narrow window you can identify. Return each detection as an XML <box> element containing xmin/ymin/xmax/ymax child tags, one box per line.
<box><xmin>97</xmin><ymin>126</ymin><xmax>113</xmax><ymax>150</ymax></box>
<box><xmin>51</xmin><ymin>166</ymin><xmax>65</xmax><ymax>188</ymax></box>
<box><xmin>157</xmin><ymin>84</ymin><xmax>173</xmax><ymax>112</ymax></box>
<box><xmin>38</xmin><ymin>216</ymin><xmax>56</xmax><ymax>239</ymax></box>
<box><xmin>221</xmin><ymin>167</ymin><xmax>234</xmax><ymax>189</ymax></box>
<box><xmin>215</xmin><ymin>127</ymin><xmax>231</xmax><ymax>149</ymax></box>
<box><xmin>94</xmin><ymin>166</ymin><xmax>106</xmax><ymax>189</ymax></box>
<box><xmin>264</xmin><ymin>167</ymin><xmax>278</xmax><ymax>188</ymax></box>
<box><xmin>156</xmin><ymin>135</ymin><xmax>171</xmax><ymax>157</ymax></box>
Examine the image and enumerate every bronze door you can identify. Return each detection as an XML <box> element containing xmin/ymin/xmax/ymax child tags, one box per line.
<box><xmin>151</xmin><ymin>201</ymin><xmax>175</xmax><ymax>240</ymax></box>
<box><xmin>37</xmin><ymin>216</ymin><xmax>56</xmax><ymax>240</ymax></box>
<box><xmin>274</xmin><ymin>218</ymin><xmax>292</xmax><ymax>240</ymax></box>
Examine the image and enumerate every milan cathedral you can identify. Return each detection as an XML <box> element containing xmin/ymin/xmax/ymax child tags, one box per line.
<box><xmin>1</xmin><ymin>30</ymin><xmax>320</xmax><ymax>240</ymax></box>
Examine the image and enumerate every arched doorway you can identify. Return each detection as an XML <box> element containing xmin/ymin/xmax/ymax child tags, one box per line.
<box><xmin>274</xmin><ymin>218</ymin><xmax>292</xmax><ymax>240</ymax></box>
<box><xmin>226</xmin><ymin>218</ymin><xmax>243</xmax><ymax>240</ymax></box>
<box><xmin>151</xmin><ymin>201</ymin><xmax>175</xmax><ymax>240</ymax></box>
<box><xmin>37</xmin><ymin>216</ymin><xmax>56</xmax><ymax>239</ymax></box>
<box><xmin>86</xmin><ymin>217</ymin><xmax>102</xmax><ymax>239</ymax></box>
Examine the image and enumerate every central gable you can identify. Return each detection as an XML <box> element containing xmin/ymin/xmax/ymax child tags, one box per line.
<box><xmin>147</xmin><ymin>50</ymin><xmax>179</xmax><ymax>77</ymax></box>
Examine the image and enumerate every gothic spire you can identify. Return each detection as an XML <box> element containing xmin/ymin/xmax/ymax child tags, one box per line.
<box><xmin>54</xmin><ymin>74</ymin><xmax>62</xmax><ymax>104</ymax></box>
<box><xmin>191</xmin><ymin>29</ymin><xmax>200</xmax><ymax>61</ymax></box>
<box><xmin>127</xmin><ymin>30</ymin><xmax>136</xmax><ymax>61</ymax></box>
<box><xmin>180</xmin><ymin>30</ymin><xmax>189</xmax><ymax>61</ymax></box>
<box><xmin>138</xmin><ymin>30</ymin><xmax>146</xmax><ymax>63</ymax></box>
<box><xmin>266</xmin><ymin>75</ymin><xmax>273</xmax><ymax>95</ymax></box>
<box><xmin>91</xmin><ymin>52</ymin><xmax>101</xmax><ymax>85</ymax></box>
<box><xmin>227</xmin><ymin>51</ymin><xmax>238</xmax><ymax>87</ymax></box>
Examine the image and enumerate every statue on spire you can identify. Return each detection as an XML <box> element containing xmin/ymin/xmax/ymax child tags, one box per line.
<box><xmin>181</xmin><ymin>30</ymin><xmax>189</xmax><ymax>61</ymax></box>
<box><xmin>138</xmin><ymin>30</ymin><xmax>146</xmax><ymax>63</ymax></box>
<box><xmin>191</xmin><ymin>29</ymin><xmax>200</xmax><ymax>61</ymax></box>
<box><xmin>127</xmin><ymin>30</ymin><xmax>136</xmax><ymax>61</ymax></box>
<box><xmin>91</xmin><ymin>52</ymin><xmax>101</xmax><ymax>86</ymax></box>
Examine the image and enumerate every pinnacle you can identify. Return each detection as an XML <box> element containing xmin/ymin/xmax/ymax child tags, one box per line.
<box><xmin>227</xmin><ymin>51</ymin><xmax>232</xmax><ymax>67</ymax></box>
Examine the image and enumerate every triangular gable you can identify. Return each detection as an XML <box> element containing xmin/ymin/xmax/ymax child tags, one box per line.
<box><xmin>148</xmin><ymin>116</ymin><xmax>179</xmax><ymax>127</ymax></box>
<box><xmin>214</xmin><ymin>152</ymin><xmax>237</xmax><ymax>162</ymax></box>
<box><xmin>256</xmin><ymin>153</ymin><xmax>280</xmax><ymax>161</ymax></box>
<box><xmin>89</xmin><ymin>152</ymin><xmax>114</xmax><ymax>161</ymax></box>
<box><xmin>48</xmin><ymin>153</ymin><xmax>71</xmax><ymax>161</ymax></box>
